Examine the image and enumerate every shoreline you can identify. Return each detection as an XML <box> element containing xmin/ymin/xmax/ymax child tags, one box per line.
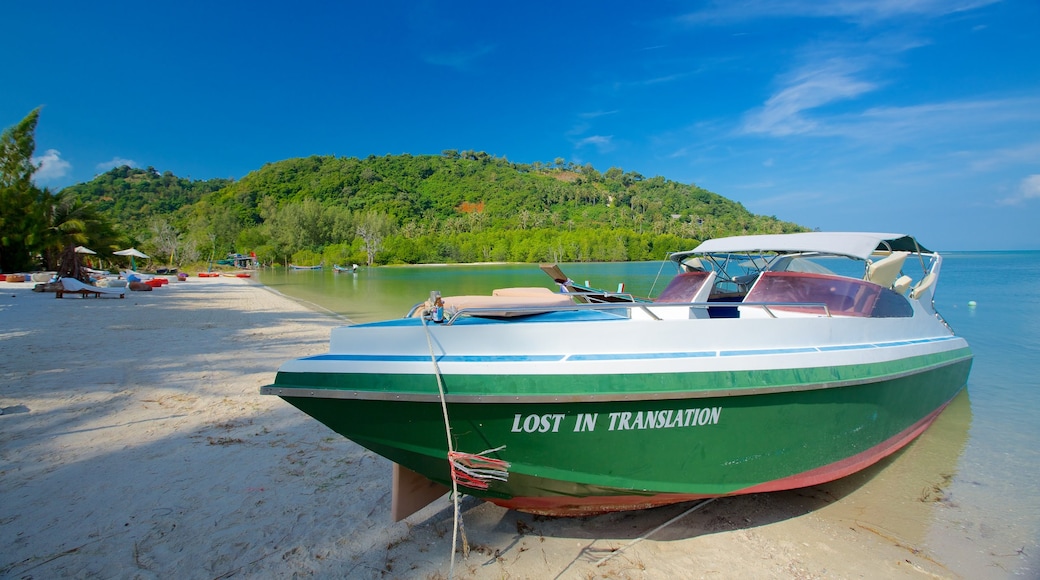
<box><xmin>0</xmin><ymin>277</ymin><xmax>988</xmax><ymax>577</ymax></box>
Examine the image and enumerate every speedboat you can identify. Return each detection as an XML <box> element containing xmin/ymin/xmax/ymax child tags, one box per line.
<box><xmin>262</xmin><ymin>232</ymin><xmax>972</xmax><ymax>517</ymax></box>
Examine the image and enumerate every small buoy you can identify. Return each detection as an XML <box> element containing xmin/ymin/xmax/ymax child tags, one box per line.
<box><xmin>967</xmin><ymin>300</ymin><xmax>977</xmax><ymax>308</ymax></box>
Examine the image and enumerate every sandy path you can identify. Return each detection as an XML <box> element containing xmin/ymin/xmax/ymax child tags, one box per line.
<box><xmin>0</xmin><ymin>277</ymin><xmax>983</xmax><ymax>578</ymax></box>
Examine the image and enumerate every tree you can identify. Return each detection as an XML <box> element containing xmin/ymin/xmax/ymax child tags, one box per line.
<box><xmin>51</xmin><ymin>151</ymin><xmax>807</xmax><ymax>267</ymax></box>
<box><xmin>41</xmin><ymin>193</ymin><xmax>123</xmax><ymax>270</ymax></box>
<box><xmin>149</xmin><ymin>217</ymin><xmax>179</xmax><ymax>265</ymax></box>
<box><xmin>0</xmin><ymin>109</ymin><xmax>52</xmax><ymax>272</ymax></box>
<box><xmin>356</xmin><ymin>211</ymin><xmax>391</xmax><ymax>266</ymax></box>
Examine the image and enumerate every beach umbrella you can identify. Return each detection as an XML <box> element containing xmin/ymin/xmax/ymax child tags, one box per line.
<box><xmin>114</xmin><ymin>248</ymin><xmax>150</xmax><ymax>271</ymax></box>
<box><xmin>74</xmin><ymin>245</ymin><xmax>97</xmax><ymax>255</ymax></box>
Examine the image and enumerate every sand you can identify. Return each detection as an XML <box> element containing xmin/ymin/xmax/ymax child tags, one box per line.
<box><xmin>0</xmin><ymin>276</ymin><xmax>980</xmax><ymax>578</ymax></box>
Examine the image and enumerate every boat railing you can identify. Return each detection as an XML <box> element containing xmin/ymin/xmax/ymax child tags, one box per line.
<box><xmin>407</xmin><ymin>298</ymin><xmax>834</xmax><ymax>324</ymax></box>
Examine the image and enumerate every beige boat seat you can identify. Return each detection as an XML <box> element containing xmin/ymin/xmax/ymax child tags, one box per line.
<box><xmin>865</xmin><ymin>251</ymin><xmax>909</xmax><ymax>288</ymax></box>
<box><xmin>892</xmin><ymin>275</ymin><xmax>913</xmax><ymax>295</ymax></box>
<box><xmin>909</xmin><ymin>273</ymin><xmax>936</xmax><ymax>300</ymax></box>
<box><xmin>415</xmin><ymin>287</ymin><xmax>574</xmax><ymax>318</ymax></box>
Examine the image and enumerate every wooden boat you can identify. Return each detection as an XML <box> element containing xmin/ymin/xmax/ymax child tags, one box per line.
<box><xmin>289</xmin><ymin>264</ymin><xmax>323</xmax><ymax>270</ymax></box>
<box><xmin>333</xmin><ymin>264</ymin><xmax>358</xmax><ymax>273</ymax></box>
<box><xmin>263</xmin><ymin>232</ymin><xmax>972</xmax><ymax>517</ymax></box>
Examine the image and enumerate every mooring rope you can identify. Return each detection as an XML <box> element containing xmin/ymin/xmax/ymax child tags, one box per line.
<box><xmin>419</xmin><ymin>312</ymin><xmax>465</xmax><ymax>578</ymax></box>
<box><xmin>594</xmin><ymin>498</ymin><xmax>717</xmax><ymax>567</ymax></box>
<box><xmin>420</xmin><ymin>299</ymin><xmax>512</xmax><ymax>578</ymax></box>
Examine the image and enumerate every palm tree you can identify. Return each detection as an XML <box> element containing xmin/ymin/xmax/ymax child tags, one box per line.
<box><xmin>44</xmin><ymin>193</ymin><xmax>124</xmax><ymax>271</ymax></box>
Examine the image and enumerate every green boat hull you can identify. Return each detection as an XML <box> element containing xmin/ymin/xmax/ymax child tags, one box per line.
<box><xmin>271</xmin><ymin>354</ymin><xmax>971</xmax><ymax>515</ymax></box>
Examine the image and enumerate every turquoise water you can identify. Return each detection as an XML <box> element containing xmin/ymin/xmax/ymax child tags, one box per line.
<box><xmin>258</xmin><ymin>253</ymin><xmax>1040</xmax><ymax>576</ymax></box>
<box><xmin>257</xmin><ymin>261</ymin><xmax>684</xmax><ymax>323</ymax></box>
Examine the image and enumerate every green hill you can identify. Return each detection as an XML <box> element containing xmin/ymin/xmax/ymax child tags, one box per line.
<box><xmin>62</xmin><ymin>151</ymin><xmax>806</xmax><ymax>266</ymax></box>
<box><xmin>62</xmin><ymin>165</ymin><xmax>232</xmax><ymax>224</ymax></box>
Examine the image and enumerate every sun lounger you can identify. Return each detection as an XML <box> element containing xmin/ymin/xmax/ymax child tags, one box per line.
<box><xmin>56</xmin><ymin>277</ymin><xmax>125</xmax><ymax>299</ymax></box>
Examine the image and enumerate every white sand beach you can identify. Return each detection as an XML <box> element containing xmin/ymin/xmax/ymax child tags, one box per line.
<box><xmin>0</xmin><ymin>277</ymin><xmax>980</xmax><ymax>578</ymax></box>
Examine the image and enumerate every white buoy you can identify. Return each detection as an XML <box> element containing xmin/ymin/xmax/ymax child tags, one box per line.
<box><xmin>968</xmin><ymin>300</ymin><xmax>977</xmax><ymax>308</ymax></box>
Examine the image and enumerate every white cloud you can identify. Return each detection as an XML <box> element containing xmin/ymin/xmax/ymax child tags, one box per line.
<box><xmin>814</xmin><ymin>97</ymin><xmax>1040</xmax><ymax>145</ymax></box>
<box><xmin>742</xmin><ymin>58</ymin><xmax>877</xmax><ymax>136</ymax></box>
<box><xmin>579</xmin><ymin>110</ymin><xmax>619</xmax><ymax>119</ymax></box>
<box><xmin>31</xmin><ymin>149</ymin><xmax>72</xmax><ymax>183</ymax></box>
<box><xmin>966</xmin><ymin>140</ymin><xmax>1040</xmax><ymax>173</ymax></box>
<box><xmin>680</xmin><ymin>0</ymin><xmax>1000</xmax><ymax>25</ymax></box>
<box><xmin>576</xmin><ymin>135</ymin><xmax>614</xmax><ymax>152</ymax></box>
<box><xmin>96</xmin><ymin>157</ymin><xmax>138</xmax><ymax>172</ymax></box>
<box><xmin>1000</xmin><ymin>174</ymin><xmax>1040</xmax><ymax>206</ymax></box>
<box><xmin>423</xmin><ymin>44</ymin><xmax>495</xmax><ymax>71</ymax></box>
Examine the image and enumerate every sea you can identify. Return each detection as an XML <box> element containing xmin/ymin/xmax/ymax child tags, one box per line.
<box><xmin>258</xmin><ymin>252</ymin><xmax>1040</xmax><ymax>577</ymax></box>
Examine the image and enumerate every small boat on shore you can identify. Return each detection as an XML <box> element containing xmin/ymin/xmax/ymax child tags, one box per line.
<box><xmin>263</xmin><ymin>232</ymin><xmax>972</xmax><ymax>518</ymax></box>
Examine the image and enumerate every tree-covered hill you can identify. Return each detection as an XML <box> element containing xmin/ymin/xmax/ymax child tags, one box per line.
<box><xmin>62</xmin><ymin>151</ymin><xmax>806</xmax><ymax>266</ymax></box>
<box><xmin>61</xmin><ymin>165</ymin><xmax>232</xmax><ymax>226</ymax></box>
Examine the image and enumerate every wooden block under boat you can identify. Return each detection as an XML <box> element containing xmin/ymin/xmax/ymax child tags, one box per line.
<box><xmin>391</xmin><ymin>463</ymin><xmax>449</xmax><ymax>522</ymax></box>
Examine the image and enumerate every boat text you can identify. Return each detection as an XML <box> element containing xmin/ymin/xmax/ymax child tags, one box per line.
<box><xmin>509</xmin><ymin>407</ymin><xmax>722</xmax><ymax>434</ymax></box>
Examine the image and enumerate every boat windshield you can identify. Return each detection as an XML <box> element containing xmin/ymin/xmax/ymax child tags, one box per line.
<box><xmin>673</xmin><ymin>249</ymin><xmax>917</xmax><ymax>318</ymax></box>
<box><xmin>680</xmin><ymin>252</ymin><xmax>851</xmax><ymax>293</ymax></box>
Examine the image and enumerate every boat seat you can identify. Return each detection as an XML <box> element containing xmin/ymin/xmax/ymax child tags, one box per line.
<box><xmin>420</xmin><ymin>288</ymin><xmax>574</xmax><ymax>318</ymax></box>
<box><xmin>909</xmin><ymin>273</ymin><xmax>936</xmax><ymax>300</ymax></box>
<box><xmin>682</xmin><ymin>258</ymin><xmax>707</xmax><ymax>272</ymax></box>
<box><xmin>491</xmin><ymin>287</ymin><xmax>559</xmax><ymax>297</ymax></box>
<box><xmin>865</xmin><ymin>251</ymin><xmax>909</xmax><ymax>288</ymax></box>
<box><xmin>892</xmin><ymin>275</ymin><xmax>912</xmax><ymax>295</ymax></box>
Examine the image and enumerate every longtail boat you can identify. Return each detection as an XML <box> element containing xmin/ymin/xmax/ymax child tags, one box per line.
<box><xmin>263</xmin><ymin>232</ymin><xmax>972</xmax><ymax>517</ymax></box>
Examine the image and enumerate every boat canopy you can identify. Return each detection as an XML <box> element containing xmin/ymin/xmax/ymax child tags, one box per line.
<box><xmin>679</xmin><ymin>232</ymin><xmax>929</xmax><ymax>261</ymax></box>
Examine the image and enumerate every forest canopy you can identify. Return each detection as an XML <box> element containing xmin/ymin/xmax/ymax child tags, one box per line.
<box><xmin>60</xmin><ymin>151</ymin><xmax>806</xmax><ymax>268</ymax></box>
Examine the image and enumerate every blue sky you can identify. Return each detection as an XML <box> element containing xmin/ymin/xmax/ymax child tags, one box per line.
<box><xmin>4</xmin><ymin>1</ymin><xmax>1038</xmax><ymax>250</ymax></box>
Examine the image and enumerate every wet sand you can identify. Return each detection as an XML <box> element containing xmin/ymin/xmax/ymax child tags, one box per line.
<box><xmin>0</xmin><ymin>276</ymin><xmax>1003</xmax><ymax>578</ymax></box>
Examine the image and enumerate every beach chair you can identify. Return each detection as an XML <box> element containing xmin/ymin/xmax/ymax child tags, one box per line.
<box><xmin>56</xmin><ymin>277</ymin><xmax>126</xmax><ymax>299</ymax></box>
